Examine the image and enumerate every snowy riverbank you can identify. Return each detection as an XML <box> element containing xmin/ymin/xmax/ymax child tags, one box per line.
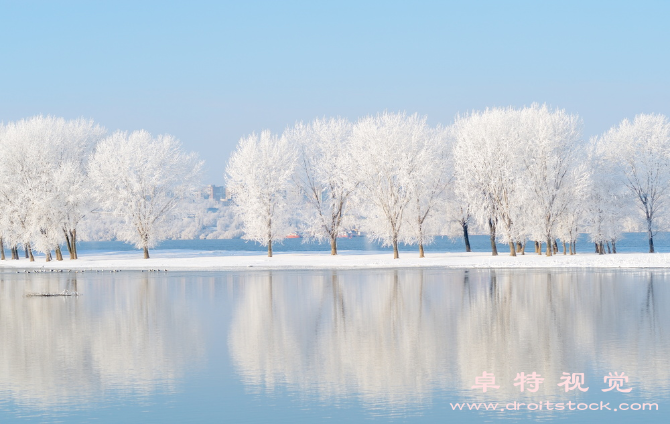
<box><xmin>0</xmin><ymin>249</ymin><xmax>669</xmax><ymax>271</ymax></box>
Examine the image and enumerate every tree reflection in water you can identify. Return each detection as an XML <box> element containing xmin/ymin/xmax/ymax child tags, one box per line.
<box><xmin>0</xmin><ymin>272</ymin><xmax>204</xmax><ymax>408</ymax></box>
<box><xmin>229</xmin><ymin>269</ymin><xmax>670</xmax><ymax>408</ymax></box>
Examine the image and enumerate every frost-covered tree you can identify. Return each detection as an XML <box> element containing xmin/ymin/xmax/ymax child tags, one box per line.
<box><xmin>453</xmin><ymin>107</ymin><xmax>525</xmax><ymax>256</ymax></box>
<box><xmin>520</xmin><ymin>104</ymin><xmax>585</xmax><ymax>256</ymax></box>
<box><xmin>454</xmin><ymin>204</ymin><xmax>473</xmax><ymax>252</ymax></box>
<box><xmin>226</xmin><ymin>130</ymin><xmax>296</xmax><ymax>257</ymax></box>
<box><xmin>0</xmin><ymin>118</ymin><xmax>52</xmax><ymax>261</ymax></box>
<box><xmin>55</xmin><ymin>118</ymin><xmax>106</xmax><ymax>259</ymax></box>
<box><xmin>351</xmin><ymin>112</ymin><xmax>430</xmax><ymax>259</ymax></box>
<box><xmin>584</xmin><ymin>176</ymin><xmax>624</xmax><ymax>255</ymax></box>
<box><xmin>583</xmin><ymin>139</ymin><xmax>630</xmax><ymax>254</ymax></box>
<box><xmin>285</xmin><ymin>117</ymin><xmax>357</xmax><ymax>255</ymax></box>
<box><xmin>595</xmin><ymin>114</ymin><xmax>670</xmax><ymax>253</ymax></box>
<box><xmin>89</xmin><ymin>130</ymin><xmax>202</xmax><ymax>259</ymax></box>
<box><xmin>0</xmin><ymin>116</ymin><xmax>104</xmax><ymax>261</ymax></box>
<box><xmin>554</xmin><ymin>171</ymin><xmax>589</xmax><ymax>255</ymax></box>
<box><xmin>440</xmin><ymin>183</ymin><xmax>474</xmax><ymax>252</ymax></box>
<box><xmin>403</xmin><ymin>125</ymin><xmax>452</xmax><ymax>257</ymax></box>
<box><xmin>0</xmin><ymin>122</ymin><xmax>7</xmax><ymax>260</ymax></box>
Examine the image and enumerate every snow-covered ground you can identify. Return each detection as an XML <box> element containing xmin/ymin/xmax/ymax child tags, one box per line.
<box><xmin>0</xmin><ymin>249</ymin><xmax>669</xmax><ymax>271</ymax></box>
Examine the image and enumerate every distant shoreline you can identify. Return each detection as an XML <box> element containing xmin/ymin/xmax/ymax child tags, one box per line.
<box><xmin>0</xmin><ymin>250</ymin><xmax>668</xmax><ymax>272</ymax></box>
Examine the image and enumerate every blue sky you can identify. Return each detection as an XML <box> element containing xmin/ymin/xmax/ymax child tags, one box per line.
<box><xmin>1</xmin><ymin>0</ymin><xmax>669</xmax><ymax>183</ymax></box>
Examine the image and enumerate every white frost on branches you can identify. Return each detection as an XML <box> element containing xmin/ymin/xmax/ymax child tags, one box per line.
<box><xmin>226</xmin><ymin>130</ymin><xmax>297</xmax><ymax>257</ymax></box>
<box><xmin>350</xmin><ymin>112</ymin><xmax>432</xmax><ymax>259</ymax></box>
<box><xmin>3</xmin><ymin>108</ymin><xmax>670</xmax><ymax>262</ymax></box>
<box><xmin>520</xmin><ymin>104</ymin><xmax>586</xmax><ymax>256</ymax></box>
<box><xmin>285</xmin><ymin>118</ymin><xmax>357</xmax><ymax>255</ymax></box>
<box><xmin>89</xmin><ymin>130</ymin><xmax>202</xmax><ymax>259</ymax></box>
<box><xmin>453</xmin><ymin>107</ymin><xmax>526</xmax><ymax>256</ymax></box>
<box><xmin>0</xmin><ymin>116</ymin><xmax>104</xmax><ymax>261</ymax></box>
<box><xmin>403</xmin><ymin>125</ymin><xmax>453</xmax><ymax>257</ymax></box>
<box><xmin>594</xmin><ymin>114</ymin><xmax>670</xmax><ymax>253</ymax></box>
<box><xmin>454</xmin><ymin>105</ymin><xmax>589</xmax><ymax>256</ymax></box>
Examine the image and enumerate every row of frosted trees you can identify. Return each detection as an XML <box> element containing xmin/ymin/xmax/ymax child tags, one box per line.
<box><xmin>226</xmin><ymin>105</ymin><xmax>670</xmax><ymax>258</ymax></box>
<box><xmin>0</xmin><ymin>116</ymin><xmax>201</xmax><ymax>261</ymax></box>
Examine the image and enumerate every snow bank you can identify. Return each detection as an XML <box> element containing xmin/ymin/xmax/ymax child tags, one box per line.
<box><xmin>0</xmin><ymin>250</ymin><xmax>668</xmax><ymax>271</ymax></box>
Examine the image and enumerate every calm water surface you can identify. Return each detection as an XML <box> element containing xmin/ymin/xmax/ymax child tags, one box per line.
<box><xmin>0</xmin><ymin>269</ymin><xmax>668</xmax><ymax>423</ymax></box>
<box><xmin>65</xmin><ymin>231</ymin><xmax>670</xmax><ymax>254</ymax></box>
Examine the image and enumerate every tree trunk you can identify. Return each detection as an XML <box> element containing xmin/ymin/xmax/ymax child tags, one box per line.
<box><xmin>562</xmin><ymin>241</ymin><xmax>567</xmax><ymax>255</ymax></box>
<box><xmin>535</xmin><ymin>241</ymin><xmax>540</xmax><ymax>254</ymax></box>
<box><xmin>64</xmin><ymin>229</ymin><xmax>75</xmax><ymax>259</ymax></box>
<box><xmin>70</xmin><ymin>229</ymin><xmax>78</xmax><ymax>259</ymax></box>
<box><xmin>0</xmin><ymin>238</ymin><xmax>4</xmax><ymax>261</ymax></box>
<box><xmin>546</xmin><ymin>237</ymin><xmax>552</xmax><ymax>256</ymax></box>
<box><xmin>268</xmin><ymin>240</ymin><xmax>272</xmax><ymax>257</ymax></box>
<box><xmin>508</xmin><ymin>241</ymin><xmax>516</xmax><ymax>256</ymax></box>
<box><xmin>553</xmin><ymin>239</ymin><xmax>558</xmax><ymax>253</ymax></box>
<box><xmin>599</xmin><ymin>241</ymin><xmax>604</xmax><ymax>255</ymax></box>
<box><xmin>24</xmin><ymin>244</ymin><xmax>29</xmax><ymax>258</ymax></box>
<box><xmin>46</xmin><ymin>251</ymin><xmax>52</xmax><ymax>262</ymax></box>
<box><xmin>143</xmin><ymin>246</ymin><xmax>150</xmax><ymax>259</ymax></box>
<box><xmin>612</xmin><ymin>240</ymin><xmax>617</xmax><ymax>254</ymax></box>
<box><xmin>572</xmin><ymin>241</ymin><xmax>577</xmax><ymax>255</ymax></box>
<box><xmin>27</xmin><ymin>243</ymin><xmax>34</xmax><ymax>262</ymax></box>
<box><xmin>64</xmin><ymin>230</ymin><xmax>72</xmax><ymax>258</ymax></box>
<box><xmin>516</xmin><ymin>241</ymin><xmax>522</xmax><ymax>252</ymax></box>
<box><xmin>393</xmin><ymin>236</ymin><xmax>399</xmax><ymax>259</ymax></box>
<box><xmin>595</xmin><ymin>243</ymin><xmax>599</xmax><ymax>254</ymax></box>
<box><xmin>11</xmin><ymin>246</ymin><xmax>17</xmax><ymax>260</ymax></box>
<box><xmin>647</xmin><ymin>221</ymin><xmax>655</xmax><ymax>253</ymax></box>
<box><xmin>488</xmin><ymin>218</ymin><xmax>498</xmax><ymax>256</ymax></box>
<box><xmin>56</xmin><ymin>246</ymin><xmax>63</xmax><ymax>261</ymax></box>
<box><xmin>419</xmin><ymin>243</ymin><xmax>425</xmax><ymax>258</ymax></box>
<box><xmin>462</xmin><ymin>222</ymin><xmax>471</xmax><ymax>252</ymax></box>
<box><xmin>330</xmin><ymin>235</ymin><xmax>337</xmax><ymax>255</ymax></box>
<box><xmin>606</xmin><ymin>241</ymin><xmax>611</xmax><ymax>254</ymax></box>
<box><xmin>521</xmin><ymin>241</ymin><xmax>526</xmax><ymax>255</ymax></box>
<box><xmin>569</xmin><ymin>242</ymin><xmax>573</xmax><ymax>255</ymax></box>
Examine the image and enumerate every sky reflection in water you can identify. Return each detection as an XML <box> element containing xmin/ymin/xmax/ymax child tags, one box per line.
<box><xmin>0</xmin><ymin>269</ymin><xmax>668</xmax><ymax>423</ymax></box>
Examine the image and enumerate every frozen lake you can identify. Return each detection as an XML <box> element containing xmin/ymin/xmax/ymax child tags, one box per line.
<box><xmin>0</xmin><ymin>269</ymin><xmax>668</xmax><ymax>423</ymax></box>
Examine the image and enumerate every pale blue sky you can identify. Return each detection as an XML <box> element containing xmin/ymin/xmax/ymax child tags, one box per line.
<box><xmin>1</xmin><ymin>0</ymin><xmax>669</xmax><ymax>183</ymax></box>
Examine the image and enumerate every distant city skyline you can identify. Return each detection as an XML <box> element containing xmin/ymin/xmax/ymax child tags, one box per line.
<box><xmin>2</xmin><ymin>0</ymin><xmax>669</xmax><ymax>184</ymax></box>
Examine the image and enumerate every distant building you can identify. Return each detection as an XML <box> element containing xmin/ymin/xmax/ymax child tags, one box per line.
<box><xmin>202</xmin><ymin>185</ymin><xmax>231</xmax><ymax>201</ymax></box>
